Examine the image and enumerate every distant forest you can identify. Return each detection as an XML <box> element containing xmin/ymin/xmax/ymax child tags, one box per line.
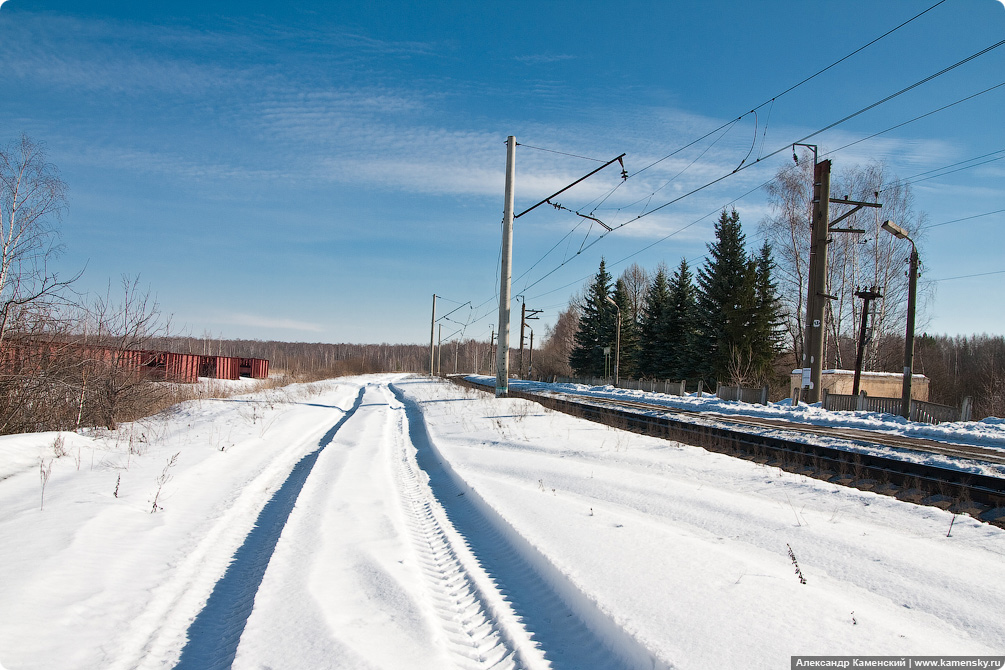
<box><xmin>146</xmin><ymin>336</ymin><xmax>497</xmax><ymax>379</ymax></box>
<box><xmin>153</xmin><ymin>331</ymin><xmax>1005</xmax><ymax>421</ymax></box>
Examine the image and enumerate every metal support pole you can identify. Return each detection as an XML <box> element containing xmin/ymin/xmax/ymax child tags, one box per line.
<box><xmin>519</xmin><ymin>300</ymin><xmax>526</xmax><ymax>379</ymax></box>
<box><xmin>801</xmin><ymin>158</ymin><xmax>831</xmax><ymax>403</ymax></box>
<box><xmin>880</xmin><ymin>219</ymin><xmax>919</xmax><ymax>420</ymax></box>
<box><xmin>437</xmin><ymin>324</ymin><xmax>442</xmax><ymax>376</ymax></box>
<box><xmin>902</xmin><ymin>246</ymin><xmax>919</xmax><ymax>419</ymax></box>
<box><xmin>528</xmin><ymin>329</ymin><xmax>534</xmax><ymax>380</ymax></box>
<box><xmin>496</xmin><ymin>136</ymin><xmax>516</xmax><ymax>397</ymax></box>
<box><xmin>852</xmin><ymin>287</ymin><xmax>881</xmax><ymax>396</ymax></box>
<box><xmin>606</xmin><ymin>295</ymin><xmax>621</xmax><ymax>387</ymax></box>
<box><xmin>429</xmin><ymin>294</ymin><xmax>437</xmax><ymax>376</ymax></box>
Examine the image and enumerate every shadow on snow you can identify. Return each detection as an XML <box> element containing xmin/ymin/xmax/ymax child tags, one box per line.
<box><xmin>173</xmin><ymin>387</ymin><xmax>365</xmax><ymax>670</ymax></box>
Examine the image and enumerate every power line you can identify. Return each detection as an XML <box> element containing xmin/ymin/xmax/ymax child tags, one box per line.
<box><xmin>433</xmin><ymin>295</ymin><xmax>467</xmax><ymax>305</ymax></box>
<box><xmin>881</xmin><ymin>153</ymin><xmax>1005</xmax><ymax>192</ymax></box>
<box><xmin>526</xmin><ymin>173</ymin><xmax>779</xmax><ymax>302</ymax></box>
<box><xmin>514</xmin><ymin>142</ymin><xmax>607</xmax><ymax>162</ymax></box>
<box><xmin>630</xmin><ymin>0</ymin><xmax>949</xmax><ymax>178</ymax></box>
<box><xmin>923</xmin><ymin>208</ymin><xmax>1005</xmax><ymax>230</ymax></box>
<box><xmin>930</xmin><ymin>269</ymin><xmax>1005</xmax><ymax>282</ymax></box>
<box><xmin>824</xmin><ymin>81</ymin><xmax>1005</xmax><ymax>157</ymax></box>
<box><xmin>598</xmin><ymin>38</ymin><xmax>1005</xmax><ymax>230</ymax></box>
<box><xmin>880</xmin><ymin>148</ymin><xmax>1005</xmax><ymax>190</ymax></box>
<box><xmin>463</xmin><ymin>7</ymin><xmax>995</xmax><ymax>330</ymax></box>
<box><xmin>772</xmin><ymin>38</ymin><xmax>1005</xmax><ymax>166</ymax></box>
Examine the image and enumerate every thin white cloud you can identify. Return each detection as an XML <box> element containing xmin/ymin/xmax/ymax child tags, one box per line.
<box><xmin>516</xmin><ymin>53</ymin><xmax>576</xmax><ymax>64</ymax></box>
<box><xmin>216</xmin><ymin>313</ymin><xmax>324</xmax><ymax>332</ymax></box>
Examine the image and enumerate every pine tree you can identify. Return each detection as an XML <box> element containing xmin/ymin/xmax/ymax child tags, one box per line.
<box><xmin>637</xmin><ymin>265</ymin><xmax>670</xmax><ymax>377</ymax></box>
<box><xmin>696</xmin><ymin>208</ymin><xmax>751</xmax><ymax>384</ymax></box>
<box><xmin>569</xmin><ymin>259</ymin><xmax>615</xmax><ymax>377</ymax></box>
<box><xmin>664</xmin><ymin>258</ymin><xmax>699</xmax><ymax>380</ymax></box>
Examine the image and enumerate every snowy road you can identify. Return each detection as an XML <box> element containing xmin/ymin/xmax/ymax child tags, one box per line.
<box><xmin>1</xmin><ymin>375</ymin><xmax>1003</xmax><ymax>669</ymax></box>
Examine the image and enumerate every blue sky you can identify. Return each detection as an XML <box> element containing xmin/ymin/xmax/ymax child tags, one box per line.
<box><xmin>1</xmin><ymin>0</ymin><xmax>1003</xmax><ymax>345</ymax></box>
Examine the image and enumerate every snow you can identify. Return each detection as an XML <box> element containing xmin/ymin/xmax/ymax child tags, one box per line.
<box><xmin>478</xmin><ymin>377</ymin><xmax>1005</xmax><ymax>478</ymax></box>
<box><xmin>1</xmin><ymin>374</ymin><xmax>1003</xmax><ymax>669</ymax></box>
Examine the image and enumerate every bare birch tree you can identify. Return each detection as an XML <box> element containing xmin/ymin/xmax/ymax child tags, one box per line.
<box><xmin>0</xmin><ymin>135</ymin><xmax>73</xmax><ymax>348</ymax></box>
<box><xmin>618</xmin><ymin>263</ymin><xmax>649</xmax><ymax>324</ymax></box>
<box><xmin>759</xmin><ymin>155</ymin><xmax>926</xmax><ymax>371</ymax></box>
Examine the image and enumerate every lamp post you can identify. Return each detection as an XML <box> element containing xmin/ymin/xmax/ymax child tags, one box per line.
<box><xmin>605</xmin><ymin>295</ymin><xmax>621</xmax><ymax>386</ymax></box>
<box><xmin>880</xmin><ymin>220</ymin><xmax>919</xmax><ymax>419</ymax></box>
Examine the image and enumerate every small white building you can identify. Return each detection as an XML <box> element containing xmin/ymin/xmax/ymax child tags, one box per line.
<box><xmin>790</xmin><ymin>369</ymin><xmax>929</xmax><ymax>401</ymax></box>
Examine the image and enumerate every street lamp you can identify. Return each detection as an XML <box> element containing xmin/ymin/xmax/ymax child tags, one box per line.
<box><xmin>605</xmin><ymin>295</ymin><xmax>621</xmax><ymax>386</ymax></box>
<box><xmin>880</xmin><ymin>220</ymin><xmax>919</xmax><ymax>420</ymax></box>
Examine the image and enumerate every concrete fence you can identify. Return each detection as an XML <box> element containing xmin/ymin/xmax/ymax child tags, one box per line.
<box><xmin>715</xmin><ymin>383</ymin><xmax>770</xmax><ymax>405</ymax></box>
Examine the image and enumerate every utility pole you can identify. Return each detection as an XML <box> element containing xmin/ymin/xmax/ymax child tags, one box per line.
<box><xmin>852</xmin><ymin>286</ymin><xmax>882</xmax><ymax>396</ymax></box>
<box><xmin>880</xmin><ymin>220</ymin><xmax>919</xmax><ymax>419</ymax></box>
<box><xmin>518</xmin><ymin>300</ymin><xmax>526</xmax><ymax>379</ymax></box>
<box><xmin>903</xmin><ymin>243</ymin><xmax>920</xmax><ymax>419</ymax></box>
<box><xmin>437</xmin><ymin>324</ymin><xmax>442</xmax><ymax>376</ymax></box>
<box><xmin>429</xmin><ymin>294</ymin><xmax>437</xmax><ymax>376</ymax></box>
<box><xmin>801</xmin><ymin>157</ymin><xmax>831</xmax><ymax>404</ymax></box>
<box><xmin>494</xmin><ymin>137</ymin><xmax>624</xmax><ymax>397</ymax></box>
<box><xmin>605</xmin><ymin>295</ymin><xmax>621</xmax><ymax>387</ymax></box>
<box><xmin>528</xmin><ymin>328</ymin><xmax>534</xmax><ymax>379</ymax></box>
<box><xmin>496</xmin><ymin>136</ymin><xmax>516</xmax><ymax>397</ymax></box>
<box><xmin>519</xmin><ymin>303</ymin><xmax>542</xmax><ymax>378</ymax></box>
<box><xmin>798</xmin><ymin>147</ymin><xmax>880</xmax><ymax>403</ymax></box>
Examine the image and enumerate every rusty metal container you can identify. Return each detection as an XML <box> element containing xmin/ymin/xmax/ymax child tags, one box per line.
<box><xmin>200</xmin><ymin>355</ymin><xmax>240</xmax><ymax>380</ymax></box>
<box><xmin>237</xmin><ymin>357</ymin><xmax>270</xmax><ymax>379</ymax></box>
<box><xmin>165</xmin><ymin>352</ymin><xmax>200</xmax><ymax>383</ymax></box>
<box><xmin>251</xmin><ymin>358</ymin><xmax>269</xmax><ymax>379</ymax></box>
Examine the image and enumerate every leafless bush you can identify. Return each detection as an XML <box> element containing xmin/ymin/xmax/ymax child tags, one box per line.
<box><xmin>81</xmin><ymin>276</ymin><xmax>168</xmax><ymax>430</ymax></box>
<box><xmin>150</xmin><ymin>451</ymin><xmax>180</xmax><ymax>513</ymax></box>
<box><xmin>51</xmin><ymin>433</ymin><xmax>66</xmax><ymax>458</ymax></box>
<box><xmin>786</xmin><ymin>543</ymin><xmax>807</xmax><ymax>585</ymax></box>
<box><xmin>39</xmin><ymin>458</ymin><xmax>52</xmax><ymax>510</ymax></box>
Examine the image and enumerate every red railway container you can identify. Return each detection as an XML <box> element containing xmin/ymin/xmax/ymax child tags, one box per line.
<box><xmin>164</xmin><ymin>352</ymin><xmax>200</xmax><ymax>383</ymax></box>
<box><xmin>219</xmin><ymin>356</ymin><xmax>240</xmax><ymax>380</ymax></box>
<box><xmin>8</xmin><ymin>339</ymin><xmax>265</xmax><ymax>384</ymax></box>
<box><xmin>251</xmin><ymin>358</ymin><xmax>269</xmax><ymax>379</ymax></box>
<box><xmin>238</xmin><ymin>357</ymin><xmax>270</xmax><ymax>379</ymax></box>
<box><xmin>200</xmin><ymin>355</ymin><xmax>240</xmax><ymax>380</ymax></box>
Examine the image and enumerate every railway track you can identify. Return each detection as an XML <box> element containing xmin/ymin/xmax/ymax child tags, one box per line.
<box><xmin>542</xmin><ymin>390</ymin><xmax>1005</xmax><ymax>468</ymax></box>
<box><xmin>451</xmin><ymin>377</ymin><xmax>1005</xmax><ymax>526</ymax></box>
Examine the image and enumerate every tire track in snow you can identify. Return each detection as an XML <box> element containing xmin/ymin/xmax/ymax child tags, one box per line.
<box><xmin>390</xmin><ymin>387</ymin><xmax>536</xmax><ymax>670</ymax></box>
<box><xmin>172</xmin><ymin>387</ymin><xmax>366</xmax><ymax>670</ymax></box>
<box><xmin>390</xmin><ymin>383</ymin><xmax>669</xmax><ymax>670</ymax></box>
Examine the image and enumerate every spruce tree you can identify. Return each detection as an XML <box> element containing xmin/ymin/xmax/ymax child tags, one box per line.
<box><xmin>696</xmin><ymin>208</ymin><xmax>751</xmax><ymax>384</ymax></box>
<box><xmin>637</xmin><ymin>265</ymin><xmax>670</xmax><ymax>377</ymax></box>
<box><xmin>664</xmin><ymin>258</ymin><xmax>699</xmax><ymax>380</ymax></box>
<box><xmin>569</xmin><ymin>259</ymin><xmax>615</xmax><ymax>377</ymax></box>
<box><xmin>748</xmin><ymin>241</ymin><xmax>785</xmax><ymax>381</ymax></box>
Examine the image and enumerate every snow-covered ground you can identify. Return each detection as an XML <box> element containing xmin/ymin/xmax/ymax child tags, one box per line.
<box><xmin>1</xmin><ymin>374</ymin><xmax>1003</xmax><ymax>669</ymax></box>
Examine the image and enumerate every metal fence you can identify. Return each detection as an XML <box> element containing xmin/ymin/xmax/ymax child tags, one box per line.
<box><xmin>554</xmin><ymin>377</ymin><xmax>687</xmax><ymax>396</ymax></box>
<box><xmin>821</xmin><ymin>390</ymin><xmax>973</xmax><ymax>424</ymax></box>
